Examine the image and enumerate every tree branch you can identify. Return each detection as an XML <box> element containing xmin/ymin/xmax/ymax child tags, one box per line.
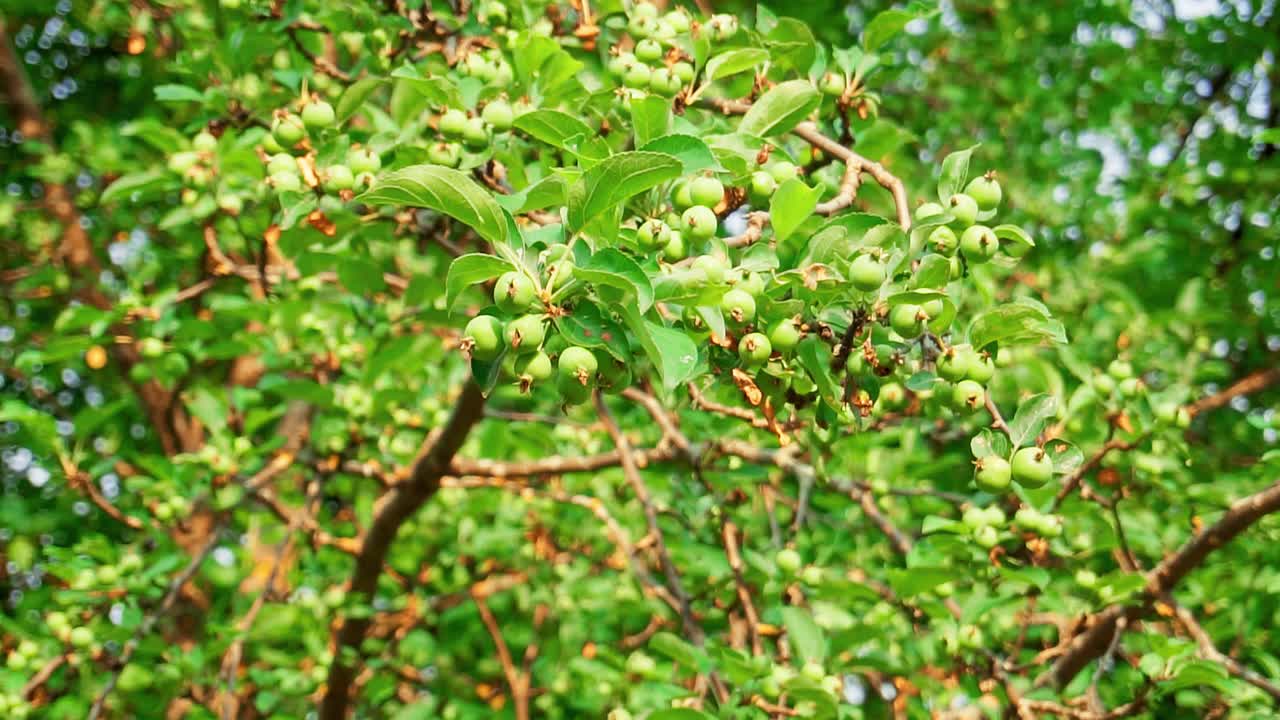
<box><xmin>319</xmin><ymin>380</ymin><xmax>486</xmax><ymax>720</ymax></box>
<box><xmin>1040</xmin><ymin>477</ymin><xmax>1280</xmax><ymax>689</ymax></box>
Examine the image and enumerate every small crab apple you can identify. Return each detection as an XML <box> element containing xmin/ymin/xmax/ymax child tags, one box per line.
<box><xmin>635</xmin><ymin>38</ymin><xmax>663</xmax><ymax>63</ymax></box>
<box><xmin>462</xmin><ymin>315</ymin><xmax>504</xmax><ymax>360</ymax></box>
<box><xmin>720</xmin><ymin>288</ymin><xmax>757</xmax><ymax>324</ymax></box>
<box><xmin>768</xmin><ymin>160</ymin><xmax>798</xmax><ymax>184</ymax></box>
<box><xmin>348</xmin><ymin>147</ymin><xmax>381</xmax><ymax>175</ymax></box>
<box><xmin>960</xmin><ymin>224</ymin><xmax>999</xmax><ymax>264</ymax></box>
<box><xmin>557</xmin><ymin>346</ymin><xmax>598</xmax><ymax>387</ymax></box>
<box><xmin>739</xmin><ymin>332</ymin><xmax>772</xmax><ymax>366</ymax></box>
<box><xmin>301</xmin><ymin>98</ymin><xmax>336</xmax><ymax>130</ymax></box>
<box><xmin>952</xmin><ymin>379</ymin><xmax>986</xmax><ymax>414</ymax></box>
<box><xmin>820</xmin><ymin>71</ymin><xmax>846</xmax><ymax>96</ymax></box>
<box><xmin>649</xmin><ymin>67</ymin><xmax>682</xmax><ymax>96</ymax></box>
<box><xmin>947</xmin><ymin>193</ymin><xmax>979</xmax><ymax>227</ymax></box>
<box><xmin>974</xmin><ymin>455</ymin><xmax>1012</xmax><ymax>492</ymax></box>
<box><xmin>936</xmin><ymin>346</ymin><xmax>971</xmax><ymax>381</ymax></box>
<box><xmin>462</xmin><ymin>117</ymin><xmax>491</xmax><ymax>149</ymax></box>
<box><xmin>878</xmin><ymin>382</ymin><xmax>907</xmax><ymax>411</ymax></box>
<box><xmin>623</xmin><ymin>63</ymin><xmax>652</xmax><ymax>89</ymax></box>
<box><xmin>636</xmin><ymin>218</ymin><xmax>671</xmax><ymax>251</ymax></box>
<box><xmin>965</xmin><ymin>172</ymin><xmax>1003</xmax><ymax>212</ymax></box>
<box><xmin>596</xmin><ymin>352</ymin><xmax>633</xmax><ymax>394</ymax></box>
<box><xmin>193</xmin><ymin>130</ymin><xmax>218</xmax><ymax>153</ymax></box>
<box><xmin>493</xmin><ymin>271</ymin><xmax>537</xmax><ymax>313</ymax></box>
<box><xmin>691</xmin><ymin>254</ymin><xmax>727</xmax><ymax>283</ymax></box>
<box><xmin>272</xmin><ymin>111</ymin><xmax>307</xmax><ymax>147</ymax></box>
<box><xmin>324</xmin><ymin>164</ymin><xmax>355</xmax><ymax>192</ymax></box>
<box><xmin>681</xmin><ymin>205</ymin><xmax>718</xmax><ymax>240</ymax></box>
<box><xmin>749</xmin><ymin>170</ymin><xmax>778</xmax><ymax>202</ymax></box>
<box><xmin>768</xmin><ymin>318</ymin><xmax>803</xmax><ymax>352</ymax></box>
<box><xmin>505</xmin><ymin>315</ymin><xmax>546</xmax><ymax>354</ymax></box>
<box><xmin>481</xmin><ymin>99</ymin><xmax>514</xmax><ymax>130</ymax></box>
<box><xmin>514</xmin><ymin>351</ymin><xmax>553</xmax><ymax>388</ymax></box>
<box><xmin>929</xmin><ymin>225</ymin><xmax>959</xmax><ymax>256</ymax></box>
<box><xmin>428</xmin><ymin>141</ymin><xmax>462</xmax><ymax>167</ymax></box>
<box><xmin>439</xmin><ymin>108</ymin><xmax>468</xmax><ymax>138</ymax></box>
<box><xmin>672</xmin><ymin>61</ymin><xmax>695</xmax><ymax>84</ymax></box>
<box><xmin>775</xmin><ymin>548</ymin><xmax>802</xmax><ymax>575</ymax></box>
<box><xmin>890</xmin><ymin>304</ymin><xmax>927</xmax><ymax>339</ymax></box>
<box><xmin>661</xmin><ymin>230</ymin><xmax>687</xmax><ymax>261</ymax></box>
<box><xmin>966</xmin><ymin>350</ymin><xmax>995</xmax><ymax>383</ymax></box>
<box><xmin>849</xmin><ymin>253</ymin><xmax>886</xmax><ymax>292</ymax></box>
<box><xmin>1011</xmin><ymin>446</ymin><xmax>1054</xmax><ymax>488</ymax></box>
<box><xmin>689</xmin><ymin>175</ymin><xmax>724</xmax><ymax>208</ymax></box>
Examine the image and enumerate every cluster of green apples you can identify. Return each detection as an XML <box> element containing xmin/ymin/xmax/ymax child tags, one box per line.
<box><xmin>608</xmin><ymin>2</ymin><xmax>736</xmax><ymax>101</ymax></box>
<box><xmin>427</xmin><ymin>93</ymin><xmax>519</xmax><ymax>168</ymax></box>
<box><xmin>916</xmin><ymin>172</ymin><xmax>1022</xmax><ymax>272</ymax></box>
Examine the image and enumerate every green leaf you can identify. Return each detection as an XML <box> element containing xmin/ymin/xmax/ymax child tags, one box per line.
<box><xmin>567</xmin><ymin>151</ymin><xmax>682</xmax><ymax>231</ymax></box>
<box><xmin>967</xmin><ymin>297</ymin><xmax>1068</xmax><ymax>351</ymax></box>
<box><xmin>444</xmin><ymin>254</ymin><xmax>516</xmax><ymax>311</ymax></box>
<box><xmin>336</xmin><ymin>76</ymin><xmax>386</xmax><ymax>124</ymax></box>
<box><xmin>971</xmin><ymin>429</ymin><xmax>1011</xmax><ymax>459</ymax></box>
<box><xmin>154</xmin><ymin>84</ymin><xmax>204</xmax><ymax>103</ymax></box>
<box><xmin>999</xmin><ymin>566</ymin><xmax>1050</xmax><ymax>590</ymax></box>
<box><xmin>1252</xmin><ymin>127</ymin><xmax>1280</xmax><ymax>144</ymax></box>
<box><xmin>993</xmin><ymin>224</ymin><xmax>1035</xmax><ymax>254</ymax></box>
<box><xmin>649</xmin><ymin>632</ymin><xmax>705</xmax><ymax>667</ymax></box>
<box><xmin>781</xmin><ymin>607</ymin><xmax>826</xmax><ymax>663</ymax></box>
<box><xmin>100</xmin><ymin>169</ymin><xmax>172</xmax><ymax>205</ymax></box>
<box><xmin>390</xmin><ymin>64</ymin><xmax>461</xmax><ymax>108</ymax></box>
<box><xmin>739</xmin><ymin>80</ymin><xmax>820</xmax><ymax>138</ymax></box>
<box><xmin>513</xmin><ymin>109</ymin><xmax>607</xmax><ymax>160</ymax></box>
<box><xmin>495</xmin><ymin>175</ymin><xmax>569</xmax><ymax>215</ymax></box>
<box><xmin>337</xmin><ymin>258</ymin><xmax>387</xmax><ymax>296</ymax></box>
<box><xmin>1044</xmin><ymin>438</ymin><xmax>1085</xmax><ymax>476</ymax></box>
<box><xmin>1008</xmin><ymin>394</ymin><xmax>1058</xmax><ymax>448</ymax></box>
<box><xmin>794</xmin><ymin>337</ymin><xmax>841</xmax><ymax>405</ymax></box>
<box><xmin>649</xmin><ymin>711</ymin><xmax>716</xmax><ymax>720</ymax></box>
<box><xmin>621</xmin><ymin>306</ymin><xmax>699</xmax><ymax>392</ymax></box>
<box><xmin>0</xmin><ymin>400</ymin><xmax>62</xmax><ymax>457</ymax></box>
<box><xmin>704</xmin><ymin>48</ymin><xmax>770</xmax><ymax>81</ymax></box>
<box><xmin>573</xmin><ymin>249</ymin><xmax>654</xmax><ymax>313</ymax></box>
<box><xmin>887</xmin><ymin>566</ymin><xmax>954</xmax><ymax>597</ymax></box>
<box><xmin>359</xmin><ymin>165</ymin><xmax>509</xmax><ymax>247</ymax></box>
<box><xmin>554</xmin><ymin>303</ymin><xmax>630</xmax><ymax>360</ymax></box>
<box><xmin>937</xmin><ymin>144</ymin><xmax>979</xmax><ymax>203</ymax></box>
<box><xmin>639</xmin><ymin>134</ymin><xmax>719</xmax><ymax>176</ymax></box>
<box><xmin>863</xmin><ymin>5</ymin><xmax>937</xmax><ymax>52</ymax></box>
<box><xmin>630</xmin><ymin>95</ymin><xmax>669</xmax><ymax>148</ymax></box>
<box><xmin>769</xmin><ymin>178</ymin><xmax>822</xmax><ymax>242</ymax></box>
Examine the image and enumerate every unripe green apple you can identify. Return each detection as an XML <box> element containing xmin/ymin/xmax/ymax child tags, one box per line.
<box><xmin>324</xmin><ymin>164</ymin><xmax>355</xmax><ymax>192</ymax></box>
<box><xmin>965</xmin><ymin>173</ymin><xmax>1002</xmax><ymax>212</ymax></box>
<box><xmin>890</xmin><ymin>304</ymin><xmax>926</xmax><ymax>339</ymax></box>
<box><xmin>505</xmin><ymin>315</ymin><xmax>545</xmax><ymax>354</ymax></box>
<box><xmin>623</xmin><ymin>63</ymin><xmax>651</xmax><ymax>89</ymax></box>
<box><xmin>494</xmin><ymin>271</ymin><xmax>537</xmax><ymax>312</ymax></box>
<box><xmin>266</xmin><ymin>153</ymin><xmax>295</xmax><ymax>175</ymax></box>
<box><xmin>720</xmin><ymin>288</ymin><xmax>757</xmax><ymax>324</ymax></box>
<box><xmin>929</xmin><ymin>226</ymin><xmax>959</xmax><ymax>256</ymax></box>
<box><xmin>557</xmin><ymin>346</ymin><xmax>598</xmax><ymax>386</ymax></box>
<box><xmin>272</xmin><ymin>111</ymin><xmax>307</xmax><ymax>147</ymax></box>
<box><xmin>768</xmin><ymin>161</ymin><xmax>798</xmax><ymax>184</ymax></box>
<box><xmin>849</xmin><ymin>253</ymin><xmax>886</xmax><ymax>292</ymax></box>
<box><xmin>193</xmin><ymin>131</ymin><xmax>218</xmax><ymax>153</ymax></box>
<box><xmin>750</xmin><ymin>171</ymin><xmax>778</xmax><ymax>202</ymax></box>
<box><xmin>820</xmin><ymin>72</ymin><xmax>846</xmax><ymax>96</ymax></box>
<box><xmin>974</xmin><ymin>455</ymin><xmax>1011</xmax><ymax>492</ymax></box>
<box><xmin>635</xmin><ymin>39</ymin><xmax>663</xmax><ymax>63</ymax></box>
<box><xmin>168</xmin><ymin>151</ymin><xmax>201</xmax><ymax>175</ymax></box>
<box><xmin>689</xmin><ymin>175</ymin><xmax>724</xmax><ymax>208</ymax></box>
<box><xmin>738</xmin><ymin>332</ymin><xmax>772</xmax><ymax>366</ymax></box>
<box><xmin>481</xmin><ymin>99</ymin><xmax>514</xmax><ymax>130</ymax></box>
<box><xmin>439</xmin><ymin>108</ymin><xmax>468</xmax><ymax>138</ymax></box>
<box><xmin>427</xmin><ymin>142</ymin><xmax>462</xmax><ymax>168</ymax></box>
<box><xmin>69</xmin><ymin>627</ymin><xmax>94</xmax><ymax>649</ymax></box>
<box><xmin>665</xmin><ymin>10</ymin><xmax>690</xmax><ymax>33</ymax></box>
<box><xmin>775</xmin><ymin>548</ymin><xmax>802</xmax><ymax>574</ymax></box>
<box><xmin>878</xmin><ymin>382</ymin><xmax>906</xmax><ymax>411</ymax></box>
<box><xmin>649</xmin><ymin>67</ymin><xmax>682</xmax><ymax>96</ymax></box>
<box><xmin>301</xmin><ymin>99</ymin><xmax>336</xmax><ymax>130</ymax></box>
<box><xmin>974</xmin><ymin>524</ymin><xmax>1000</xmax><ymax>549</ymax></box>
<box><xmin>952</xmin><ymin>379</ymin><xmax>986</xmax><ymax>413</ymax></box>
<box><xmin>463</xmin><ymin>315</ymin><xmax>504</xmax><ymax>361</ymax></box>
<box><xmin>966</xmin><ymin>351</ymin><xmax>995</xmax><ymax>383</ymax></box>
<box><xmin>608</xmin><ymin>51</ymin><xmax>636</xmax><ymax>78</ymax></box>
<box><xmin>672</xmin><ymin>61</ymin><xmax>695</xmax><ymax>84</ymax></box>
<box><xmin>625</xmin><ymin>651</ymin><xmax>657</xmax><ymax>677</ymax></box>
<box><xmin>661</xmin><ymin>230</ymin><xmax>687</xmax><ymax>261</ymax></box>
<box><xmin>947</xmin><ymin>193</ymin><xmax>979</xmax><ymax>227</ymax></box>
<box><xmin>936</xmin><ymin>346</ymin><xmax>971</xmax><ymax>382</ymax></box>
<box><xmin>681</xmin><ymin>205</ymin><xmax>718</xmax><ymax>240</ymax></box>
<box><xmin>768</xmin><ymin>318</ymin><xmax>802</xmax><ymax>352</ymax></box>
<box><xmin>960</xmin><ymin>224</ymin><xmax>998</xmax><ymax>263</ymax></box>
<box><xmin>636</xmin><ymin>218</ymin><xmax>671</xmax><ymax>250</ymax></box>
<box><xmin>1012</xmin><ymin>447</ymin><xmax>1053</xmax><ymax>488</ymax></box>
<box><xmin>691</xmin><ymin>254</ymin><xmax>727</xmax><ymax>284</ymax></box>
<box><xmin>462</xmin><ymin>117</ymin><xmax>490</xmax><ymax>149</ymax></box>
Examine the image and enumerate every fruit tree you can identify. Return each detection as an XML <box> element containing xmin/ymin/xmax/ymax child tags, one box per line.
<box><xmin>2</xmin><ymin>1</ymin><xmax>1279</xmax><ymax>718</ymax></box>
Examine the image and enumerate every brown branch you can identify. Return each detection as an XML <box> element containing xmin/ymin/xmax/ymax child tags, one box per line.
<box><xmin>1187</xmin><ymin>366</ymin><xmax>1280</xmax><ymax>416</ymax></box>
<box><xmin>595</xmin><ymin>393</ymin><xmax>702</xmax><ymax>644</ymax></box>
<box><xmin>451</xmin><ymin>446</ymin><xmax>677</xmax><ymax>478</ymax></box>
<box><xmin>1172</xmin><ymin>602</ymin><xmax>1280</xmax><ymax>702</ymax></box>
<box><xmin>1041</xmin><ymin>477</ymin><xmax>1280</xmax><ymax>689</ymax></box>
<box><xmin>472</xmin><ymin>590</ymin><xmax>530</xmax><ymax>720</ymax></box>
<box><xmin>985</xmin><ymin>392</ymin><xmax>1012</xmax><ymax>439</ymax></box>
<box><xmin>87</xmin><ymin>533</ymin><xmax>221</xmax><ymax>720</ymax></box>
<box><xmin>1051</xmin><ymin>435</ymin><xmax>1147</xmax><ymax>512</ymax></box>
<box><xmin>724</xmin><ymin>211</ymin><xmax>771</xmax><ymax>248</ymax></box>
<box><xmin>320</xmin><ymin>380</ymin><xmax>486</xmax><ymax>720</ymax></box>
<box><xmin>705</xmin><ymin>98</ymin><xmax>912</xmax><ymax>229</ymax></box>
<box><xmin>721</xmin><ymin>521</ymin><xmax>763</xmax><ymax>655</ymax></box>
<box><xmin>21</xmin><ymin>654</ymin><xmax>68</xmax><ymax>700</ymax></box>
